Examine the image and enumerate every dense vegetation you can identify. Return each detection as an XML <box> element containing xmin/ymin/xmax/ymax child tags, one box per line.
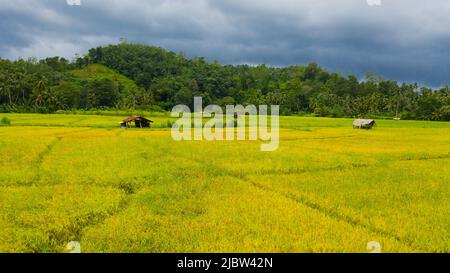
<box><xmin>1</xmin><ymin>42</ymin><xmax>449</xmax><ymax>120</ymax></box>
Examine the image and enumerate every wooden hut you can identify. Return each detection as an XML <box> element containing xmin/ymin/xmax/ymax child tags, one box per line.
<box><xmin>120</xmin><ymin>116</ymin><xmax>153</xmax><ymax>128</ymax></box>
<box><xmin>353</xmin><ymin>119</ymin><xmax>376</xmax><ymax>129</ymax></box>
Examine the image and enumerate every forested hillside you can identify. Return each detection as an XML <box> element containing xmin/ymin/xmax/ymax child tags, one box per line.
<box><xmin>1</xmin><ymin>42</ymin><xmax>449</xmax><ymax>120</ymax></box>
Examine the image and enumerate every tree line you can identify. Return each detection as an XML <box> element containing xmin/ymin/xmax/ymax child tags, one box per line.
<box><xmin>1</xmin><ymin>42</ymin><xmax>449</xmax><ymax>120</ymax></box>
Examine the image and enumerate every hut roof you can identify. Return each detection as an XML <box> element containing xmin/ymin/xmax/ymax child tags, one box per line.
<box><xmin>353</xmin><ymin>119</ymin><xmax>375</xmax><ymax>126</ymax></box>
<box><xmin>122</xmin><ymin>115</ymin><xmax>153</xmax><ymax>123</ymax></box>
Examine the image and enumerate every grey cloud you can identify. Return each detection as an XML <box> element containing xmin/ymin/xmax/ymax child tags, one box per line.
<box><xmin>0</xmin><ymin>0</ymin><xmax>449</xmax><ymax>86</ymax></box>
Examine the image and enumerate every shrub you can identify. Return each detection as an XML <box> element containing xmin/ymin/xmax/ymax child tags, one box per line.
<box><xmin>165</xmin><ymin>120</ymin><xmax>174</xmax><ymax>128</ymax></box>
<box><xmin>1</xmin><ymin>117</ymin><xmax>11</xmax><ymax>126</ymax></box>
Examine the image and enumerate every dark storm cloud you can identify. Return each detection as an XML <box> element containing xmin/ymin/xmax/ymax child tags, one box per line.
<box><xmin>0</xmin><ymin>0</ymin><xmax>449</xmax><ymax>86</ymax></box>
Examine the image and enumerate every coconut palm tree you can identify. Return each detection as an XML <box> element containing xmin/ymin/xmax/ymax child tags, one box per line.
<box><xmin>0</xmin><ymin>75</ymin><xmax>13</xmax><ymax>105</ymax></box>
<box><xmin>33</xmin><ymin>78</ymin><xmax>47</xmax><ymax>107</ymax></box>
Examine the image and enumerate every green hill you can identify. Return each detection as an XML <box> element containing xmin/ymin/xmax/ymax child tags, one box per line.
<box><xmin>47</xmin><ymin>64</ymin><xmax>153</xmax><ymax>110</ymax></box>
<box><xmin>70</xmin><ymin>64</ymin><xmax>141</xmax><ymax>92</ymax></box>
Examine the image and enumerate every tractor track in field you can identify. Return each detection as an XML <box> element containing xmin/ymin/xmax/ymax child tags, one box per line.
<box><xmin>27</xmin><ymin>128</ymin><xmax>94</xmax><ymax>186</ymax></box>
<box><xmin>31</xmin><ymin>128</ymin><xmax>140</xmax><ymax>252</ymax></box>
<box><xmin>67</xmin><ymin>117</ymin><xmax>87</xmax><ymax>125</ymax></box>
<box><xmin>248</xmin><ymin>163</ymin><xmax>373</xmax><ymax>176</ymax></box>
<box><xmin>34</xmin><ymin>194</ymin><xmax>132</xmax><ymax>253</ymax></box>
<box><xmin>176</xmin><ymin>154</ymin><xmax>427</xmax><ymax>252</ymax></box>
<box><xmin>33</xmin><ymin>128</ymin><xmax>96</xmax><ymax>167</ymax></box>
<box><xmin>247</xmin><ymin>180</ymin><xmax>428</xmax><ymax>253</ymax></box>
<box><xmin>281</xmin><ymin>134</ymin><xmax>358</xmax><ymax>142</ymax></box>
<box><xmin>46</xmin><ymin>152</ymin><xmax>148</xmax><ymax>252</ymax></box>
<box><xmin>54</xmin><ymin>181</ymin><xmax>140</xmax><ymax>252</ymax></box>
<box><xmin>35</xmin><ymin>137</ymin><xmax>63</xmax><ymax>166</ymax></box>
<box><xmin>52</xmin><ymin>128</ymin><xmax>94</xmax><ymax>138</ymax></box>
<box><xmin>27</xmin><ymin>137</ymin><xmax>64</xmax><ymax>186</ymax></box>
<box><xmin>399</xmin><ymin>153</ymin><xmax>450</xmax><ymax>162</ymax></box>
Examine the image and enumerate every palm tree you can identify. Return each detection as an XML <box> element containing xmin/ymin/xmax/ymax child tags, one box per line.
<box><xmin>0</xmin><ymin>76</ymin><xmax>13</xmax><ymax>105</ymax></box>
<box><xmin>0</xmin><ymin>75</ymin><xmax>5</xmax><ymax>104</ymax></box>
<box><xmin>33</xmin><ymin>78</ymin><xmax>47</xmax><ymax>107</ymax></box>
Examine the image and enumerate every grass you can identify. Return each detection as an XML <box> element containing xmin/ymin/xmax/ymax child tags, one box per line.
<box><xmin>0</xmin><ymin>113</ymin><xmax>449</xmax><ymax>253</ymax></box>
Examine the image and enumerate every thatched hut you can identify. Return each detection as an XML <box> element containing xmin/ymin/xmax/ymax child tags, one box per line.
<box><xmin>353</xmin><ymin>119</ymin><xmax>376</xmax><ymax>129</ymax></box>
<box><xmin>120</xmin><ymin>116</ymin><xmax>153</xmax><ymax>128</ymax></box>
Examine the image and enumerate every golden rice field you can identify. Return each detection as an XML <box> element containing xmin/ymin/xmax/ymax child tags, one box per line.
<box><xmin>0</xmin><ymin>113</ymin><xmax>449</xmax><ymax>253</ymax></box>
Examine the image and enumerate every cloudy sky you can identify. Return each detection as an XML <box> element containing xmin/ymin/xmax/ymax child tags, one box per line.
<box><xmin>1</xmin><ymin>0</ymin><xmax>449</xmax><ymax>86</ymax></box>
